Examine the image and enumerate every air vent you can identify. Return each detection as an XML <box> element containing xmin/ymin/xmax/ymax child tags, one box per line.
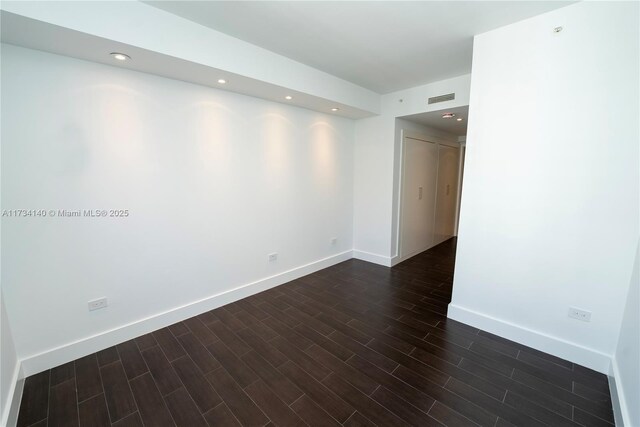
<box><xmin>428</xmin><ymin>93</ymin><xmax>455</xmax><ymax>104</ymax></box>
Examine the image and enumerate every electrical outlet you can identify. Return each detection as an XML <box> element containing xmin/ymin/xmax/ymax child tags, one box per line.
<box><xmin>331</xmin><ymin>237</ymin><xmax>338</xmax><ymax>245</ymax></box>
<box><xmin>268</xmin><ymin>253</ymin><xmax>278</xmax><ymax>262</ymax></box>
<box><xmin>88</xmin><ymin>298</ymin><xmax>108</xmax><ymax>311</ymax></box>
<box><xmin>568</xmin><ymin>307</ymin><xmax>591</xmax><ymax>322</ymax></box>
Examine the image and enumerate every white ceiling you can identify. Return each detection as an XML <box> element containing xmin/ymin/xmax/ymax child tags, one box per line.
<box><xmin>401</xmin><ymin>105</ymin><xmax>469</xmax><ymax>137</ymax></box>
<box><xmin>145</xmin><ymin>1</ymin><xmax>573</xmax><ymax>94</ymax></box>
<box><xmin>0</xmin><ymin>4</ymin><xmax>379</xmax><ymax>119</ymax></box>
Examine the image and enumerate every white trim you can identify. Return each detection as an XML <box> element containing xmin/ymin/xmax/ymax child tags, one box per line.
<box><xmin>395</xmin><ymin>129</ymin><xmax>408</xmax><ymax>260</ymax></box>
<box><xmin>396</xmin><ymin>130</ymin><xmax>461</xmax><ymax>260</ymax></box>
<box><xmin>403</xmin><ymin>131</ymin><xmax>460</xmax><ymax>148</ymax></box>
<box><xmin>397</xmin><ymin>131</ymin><xmax>438</xmax><ymax>260</ymax></box>
<box><xmin>610</xmin><ymin>357</ymin><xmax>632</xmax><ymax>427</ymax></box>
<box><xmin>392</xmin><ymin>244</ymin><xmax>434</xmax><ymax>266</ymax></box>
<box><xmin>389</xmin><ymin>255</ymin><xmax>402</xmax><ymax>267</ymax></box>
<box><xmin>454</xmin><ymin>144</ymin><xmax>465</xmax><ymax>236</ymax></box>
<box><xmin>2</xmin><ymin>363</ymin><xmax>23</xmax><ymax>427</ymax></box>
<box><xmin>447</xmin><ymin>303</ymin><xmax>612</xmax><ymax>374</ymax></box>
<box><xmin>352</xmin><ymin>250</ymin><xmax>392</xmax><ymax>267</ymax></box>
<box><xmin>19</xmin><ymin>250</ymin><xmax>352</xmax><ymax>376</ymax></box>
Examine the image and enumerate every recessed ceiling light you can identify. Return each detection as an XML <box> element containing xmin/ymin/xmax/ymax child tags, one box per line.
<box><xmin>217</xmin><ymin>79</ymin><xmax>227</xmax><ymax>84</ymax></box>
<box><xmin>110</xmin><ymin>52</ymin><xmax>130</xmax><ymax>61</ymax></box>
<box><xmin>285</xmin><ymin>95</ymin><xmax>293</xmax><ymax>100</ymax></box>
<box><xmin>456</xmin><ymin>118</ymin><xmax>463</xmax><ymax>122</ymax></box>
<box><xmin>442</xmin><ymin>113</ymin><xmax>456</xmax><ymax>119</ymax></box>
<box><xmin>331</xmin><ymin>108</ymin><xmax>339</xmax><ymax>112</ymax></box>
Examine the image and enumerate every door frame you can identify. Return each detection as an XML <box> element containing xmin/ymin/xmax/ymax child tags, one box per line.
<box><xmin>396</xmin><ymin>129</ymin><xmax>461</xmax><ymax>265</ymax></box>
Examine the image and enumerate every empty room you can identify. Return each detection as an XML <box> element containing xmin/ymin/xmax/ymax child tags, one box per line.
<box><xmin>1</xmin><ymin>1</ymin><xmax>638</xmax><ymax>426</ymax></box>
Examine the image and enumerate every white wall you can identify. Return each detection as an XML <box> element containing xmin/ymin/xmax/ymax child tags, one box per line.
<box><xmin>613</xmin><ymin>242</ymin><xmax>639</xmax><ymax>426</ymax></box>
<box><xmin>1</xmin><ymin>44</ymin><xmax>354</xmax><ymax>373</ymax></box>
<box><xmin>353</xmin><ymin>115</ymin><xmax>396</xmax><ymax>264</ymax></box>
<box><xmin>1</xmin><ymin>292</ymin><xmax>20</xmax><ymax>426</ymax></box>
<box><xmin>450</xmin><ymin>1</ymin><xmax>639</xmax><ymax>373</ymax></box>
<box><xmin>0</xmin><ymin>113</ymin><xmax>20</xmax><ymax>425</ymax></box>
<box><xmin>353</xmin><ymin>76</ymin><xmax>469</xmax><ymax>265</ymax></box>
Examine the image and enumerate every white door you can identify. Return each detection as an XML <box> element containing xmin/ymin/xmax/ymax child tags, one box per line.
<box><xmin>400</xmin><ymin>137</ymin><xmax>439</xmax><ymax>257</ymax></box>
<box><xmin>434</xmin><ymin>144</ymin><xmax>460</xmax><ymax>244</ymax></box>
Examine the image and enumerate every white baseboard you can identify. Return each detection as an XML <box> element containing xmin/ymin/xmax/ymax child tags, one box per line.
<box><xmin>352</xmin><ymin>250</ymin><xmax>392</xmax><ymax>267</ymax></box>
<box><xmin>447</xmin><ymin>303</ymin><xmax>612</xmax><ymax>374</ymax></box>
<box><xmin>390</xmin><ymin>237</ymin><xmax>455</xmax><ymax>267</ymax></box>
<box><xmin>610</xmin><ymin>357</ymin><xmax>632</xmax><ymax>426</ymax></box>
<box><xmin>1</xmin><ymin>363</ymin><xmax>23</xmax><ymax>427</ymax></box>
<box><xmin>19</xmin><ymin>250</ymin><xmax>353</xmax><ymax>377</ymax></box>
<box><xmin>389</xmin><ymin>247</ymin><xmax>428</xmax><ymax>266</ymax></box>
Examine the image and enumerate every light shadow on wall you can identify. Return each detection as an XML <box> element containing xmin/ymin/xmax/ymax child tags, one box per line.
<box><xmin>309</xmin><ymin>120</ymin><xmax>338</xmax><ymax>191</ymax></box>
<box><xmin>260</xmin><ymin>111</ymin><xmax>294</xmax><ymax>191</ymax></box>
<box><xmin>190</xmin><ymin>100</ymin><xmax>241</xmax><ymax>178</ymax></box>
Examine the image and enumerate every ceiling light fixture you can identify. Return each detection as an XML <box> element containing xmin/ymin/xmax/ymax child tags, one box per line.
<box><xmin>110</xmin><ymin>52</ymin><xmax>130</xmax><ymax>61</ymax></box>
<box><xmin>456</xmin><ymin>118</ymin><xmax>463</xmax><ymax>122</ymax></box>
<box><xmin>217</xmin><ymin>79</ymin><xmax>227</xmax><ymax>84</ymax></box>
<box><xmin>442</xmin><ymin>113</ymin><xmax>456</xmax><ymax>119</ymax></box>
<box><xmin>285</xmin><ymin>96</ymin><xmax>293</xmax><ymax>100</ymax></box>
<box><xmin>331</xmin><ymin>108</ymin><xmax>339</xmax><ymax>112</ymax></box>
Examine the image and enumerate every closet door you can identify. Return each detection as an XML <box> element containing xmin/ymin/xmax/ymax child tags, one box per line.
<box><xmin>400</xmin><ymin>137</ymin><xmax>439</xmax><ymax>257</ymax></box>
<box><xmin>434</xmin><ymin>144</ymin><xmax>460</xmax><ymax>245</ymax></box>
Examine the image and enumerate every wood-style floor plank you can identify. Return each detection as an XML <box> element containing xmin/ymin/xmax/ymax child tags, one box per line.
<box><xmin>116</xmin><ymin>340</ymin><xmax>148</xmax><ymax>380</ymax></box>
<box><xmin>140</xmin><ymin>345</ymin><xmax>182</xmax><ymax>396</ymax></box>
<box><xmin>111</xmin><ymin>412</ymin><xmax>143</xmax><ymax>427</ymax></box>
<box><xmin>205</xmin><ymin>367</ymin><xmax>269</xmax><ymax>426</ymax></box>
<box><xmin>176</xmin><ymin>332</ymin><xmax>220</xmax><ymax>374</ymax></box>
<box><xmin>244</xmin><ymin>380</ymin><xmax>307</xmax><ymax>426</ymax></box>
<box><xmin>16</xmin><ymin>370</ymin><xmax>49</xmax><ymax>427</ymax></box>
<box><xmin>164</xmin><ymin>388</ymin><xmax>208</xmax><ymax>427</ymax></box>
<box><xmin>240</xmin><ymin>350</ymin><xmax>304</xmax><ymax>405</ymax></box>
<box><xmin>48</xmin><ymin>379</ymin><xmax>79</xmax><ymax>427</ymax></box>
<box><xmin>206</xmin><ymin>339</ymin><xmax>258</xmax><ymax>388</ymax></box>
<box><xmin>322</xmin><ymin>373</ymin><xmax>408</xmax><ymax>426</ymax></box>
<box><xmin>171</xmin><ymin>355</ymin><xmax>222</xmax><ymax>412</ymax></box>
<box><xmin>100</xmin><ymin>362</ymin><xmax>137</xmax><ymax>423</ymax></box>
<box><xmin>78</xmin><ymin>394</ymin><xmax>110</xmax><ymax>427</ymax></box>
<box><xmin>203</xmin><ymin>403</ymin><xmax>242</xmax><ymax>427</ymax></box>
<box><xmin>152</xmin><ymin>328</ymin><xmax>186</xmax><ymax>361</ymax></box>
<box><xmin>75</xmin><ymin>354</ymin><xmax>103</xmax><ymax>402</ymax></box>
<box><xmin>49</xmin><ymin>362</ymin><xmax>74</xmax><ymax>387</ymax></box>
<box><xmin>97</xmin><ymin>347</ymin><xmax>120</xmax><ymax>367</ymax></box>
<box><xmin>129</xmin><ymin>373</ymin><xmax>175</xmax><ymax>427</ymax></box>
<box><xmin>16</xmin><ymin>238</ymin><xmax>616</xmax><ymax>427</ymax></box>
<box><xmin>278</xmin><ymin>361</ymin><xmax>354</xmax><ymax>423</ymax></box>
<box><xmin>290</xmin><ymin>395</ymin><xmax>342</xmax><ymax>427</ymax></box>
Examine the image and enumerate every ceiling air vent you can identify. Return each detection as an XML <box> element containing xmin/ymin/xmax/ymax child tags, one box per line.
<box><xmin>428</xmin><ymin>93</ymin><xmax>455</xmax><ymax>104</ymax></box>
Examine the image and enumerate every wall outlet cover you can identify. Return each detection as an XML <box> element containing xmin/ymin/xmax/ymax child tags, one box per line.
<box><xmin>568</xmin><ymin>307</ymin><xmax>591</xmax><ymax>322</ymax></box>
<box><xmin>88</xmin><ymin>298</ymin><xmax>108</xmax><ymax>311</ymax></box>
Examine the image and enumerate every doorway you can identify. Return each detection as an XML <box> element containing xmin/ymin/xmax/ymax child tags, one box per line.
<box><xmin>396</xmin><ymin>107</ymin><xmax>467</xmax><ymax>262</ymax></box>
<box><xmin>399</xmin><ymin>133</ymin><xmax>462</xmax><ymax>260</ymax></box>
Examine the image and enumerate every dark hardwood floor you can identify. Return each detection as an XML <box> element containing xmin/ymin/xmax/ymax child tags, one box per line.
<box><xmin>17</xmin><ymin>238</ymin><xmax>615</xmax><ymax>426</ymax></box>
